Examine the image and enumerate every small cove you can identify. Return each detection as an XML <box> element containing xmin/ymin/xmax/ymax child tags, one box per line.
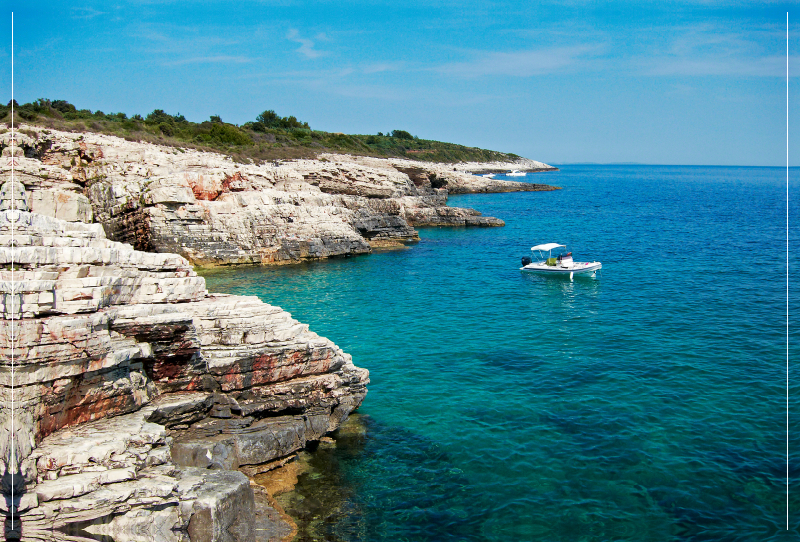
<box><xmin>201</xmin><ymin>165</ymin><xmax>799</xmax><ymax>541</ymax></box>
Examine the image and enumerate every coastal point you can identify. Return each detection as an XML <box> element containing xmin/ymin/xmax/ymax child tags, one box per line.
<box><xmin>0</xmin><ymin>2</ymin><xmax>792</xmax><ymax>540</ymax></box>
<box><xmin>0</xmin><ymin>123</ymin><xmax>556</xmax><ymax>540</ymax></box>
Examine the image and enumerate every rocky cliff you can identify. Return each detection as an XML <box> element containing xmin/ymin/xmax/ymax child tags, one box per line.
<box><xmin>1</xmin><ymin>125</ymin><xmax>558</xmax><ymax>267</ymax></box>
<box><xmin>0</xmin><ymin>180</ymin><xmax>368</xmax><ymax>540</ymax></box>
<box><xmin>0</xmin><ymin>125</ymin><xmax>558</xmax><ymax>541</ymax></box>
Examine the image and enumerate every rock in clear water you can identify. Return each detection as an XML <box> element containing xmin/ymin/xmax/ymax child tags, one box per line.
<box><xmin>0</xmin><ymin>203</ymin><xmax>367</xmax><ymax>540</ymax></box>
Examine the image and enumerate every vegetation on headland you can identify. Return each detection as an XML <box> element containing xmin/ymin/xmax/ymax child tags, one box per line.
<box><xmin>0</xmin><ymin>99</ymin><xmax>521</xmax><ymax>164</ymax></box>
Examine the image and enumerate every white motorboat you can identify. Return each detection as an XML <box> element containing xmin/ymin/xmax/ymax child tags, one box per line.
<box><xmin>520</xmin><ymin>243</ymin><xmax>601</xmax><ymax>279</ymax></box>
<box><xmin>482</xmin><ymin>173</ymin><xmax>495</xmax><ymax>178</ymax></box>
<box><xmin>507</xmin><ymin>170</ymin><xmax>526</xmax><ymax>177</ymax></box>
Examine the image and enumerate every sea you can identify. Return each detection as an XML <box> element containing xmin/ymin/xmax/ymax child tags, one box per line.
<box><xmin>201</xmin><ymin>165</ymin><xmax>799</xmax><ymax>542</ymax></box>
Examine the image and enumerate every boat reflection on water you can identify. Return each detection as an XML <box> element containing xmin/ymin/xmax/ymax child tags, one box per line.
<box><xmin>520</xmin><ymin>263</ymin><xmax>602</xmax><ymax>314</ymax></box>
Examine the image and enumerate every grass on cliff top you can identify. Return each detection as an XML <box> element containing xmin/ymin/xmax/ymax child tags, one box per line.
<box><xmin>1</xmin><ymin>99</ymin><xmax>519</xmax><ymax>165</ymax></box>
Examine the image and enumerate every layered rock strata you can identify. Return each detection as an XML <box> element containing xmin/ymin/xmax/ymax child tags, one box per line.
<box><xmin>1</xmin><ymin>126</ymin><xmax>558</xmax><ymax>266</ymax></box>
<box><xmin>0</xmin><ymin>125</ymin><xmax>557</xmax><ymax>539</ymax></box>
<box><xmin>0</xmin><ymin>192</ymin><xmax>368</xmax><ymax>540</ymax></box>
<box><xmin>327</xmin><ymin>155</ymin><xmax>559</xmax><ymax>194</ymax></box>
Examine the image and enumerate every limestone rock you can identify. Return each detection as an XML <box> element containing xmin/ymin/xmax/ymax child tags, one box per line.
<box><xmin>0</xmin><ymin>125</ymin><xmax>559</xmax><ymax>266</ymax></box>
<box><xmin>1</xmin><ymin>209</ymin><xmax>366</xmax><ymax>541</ymax></box>
<box><xmin>29</xmin><ymin>189</ymin><xmax>93</xmax><ymax>223</ymax></box>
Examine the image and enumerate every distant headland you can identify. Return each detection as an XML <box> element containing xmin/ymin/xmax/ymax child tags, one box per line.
<box><xmin>0</xmin><ymin>100</ymin><xmax>563</xmax><ymax>541</ymax></box>
<box><xmin>1</xmin><ymin>99</ymin><xmax>560</xmax><ymax>268</ymax></box>
<box><xmin>1</xmin><ymin>98</ymin><xmax>558</xmax><ymax>169</ymax></box>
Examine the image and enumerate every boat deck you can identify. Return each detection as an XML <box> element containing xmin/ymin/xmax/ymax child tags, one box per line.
<box><xmin>521</xmin><ymin>261</ymin><xmax>602</xmax><ymax>274</ymax></box>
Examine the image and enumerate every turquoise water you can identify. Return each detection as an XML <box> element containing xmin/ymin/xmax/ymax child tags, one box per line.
<box><xmin>202</xmin><ymin>165</ymin><xmax>799</xmax><ymax>541</ymax></box>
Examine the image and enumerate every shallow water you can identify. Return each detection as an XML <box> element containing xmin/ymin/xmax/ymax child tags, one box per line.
<box><xmin>202</xmin><ymin>165</ymin><xmax>799</xmax><ymax>541</ymax></box>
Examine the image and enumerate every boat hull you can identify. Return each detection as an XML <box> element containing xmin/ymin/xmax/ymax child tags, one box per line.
<box><xmin>520</xmin><ymin>262</ymin><xmax>602</xmax><ymax>275</ymax></box>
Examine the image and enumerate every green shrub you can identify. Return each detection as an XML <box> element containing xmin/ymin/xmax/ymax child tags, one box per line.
<box><xmin>52</xmin><ymin>100</ymin><xmax>76</xmax><ymax>115</ymax></box>
<box><xmin>121</xmin><ymin>119</ymin><xmax>139</xmax><ymax>131</ymax></box>
<box><xmin>391</xmin><ymin>129</ymin><xmax>414</xmax><ymax>140</ymax></box>
<box><xmin>2</xmin><ymin>97</ymin><xmax>520</xmax><ymax>164</ymax></box>
<box><xmin>147</xmin><ymin>109</ymin><xmax>175</xmax><ymax>125</ymax></box>
<box><xmin>209</xmin><ymin>123</ymin><xmax>252</xmax><ymax>145</ymax></box>
<box><xmin>255</xmin><ymin>109</ymin><xmax>310</xmax><ymax>130</ymax></box>
<box><xmin>246</xmin><ymin>121</ymin><xmax>266</xmax><ymax>133</ymax></box>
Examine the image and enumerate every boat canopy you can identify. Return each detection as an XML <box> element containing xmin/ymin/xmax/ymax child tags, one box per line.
<box><xmin>531</xmin><ymin>243</ymin><xmax>566</xmax><ymax>252</ymax></box>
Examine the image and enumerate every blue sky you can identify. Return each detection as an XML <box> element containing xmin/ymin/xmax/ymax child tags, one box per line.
<box><xmin>1</xmin><ymin>1</ymin><xmax>798</xmax><ymax>165</ymax></box>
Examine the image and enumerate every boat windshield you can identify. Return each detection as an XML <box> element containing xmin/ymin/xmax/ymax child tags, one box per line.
<box><xmin>534</xmin><ymin>246</ymin><xmax>568</xmax><ymax>261</ymax></box>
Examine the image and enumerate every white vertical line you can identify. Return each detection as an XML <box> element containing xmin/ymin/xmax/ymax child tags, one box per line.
<box><xmin>9</xmin><ymin>10</ymin><xmax>15</xmax><ymax>532</ymax></box>
<box><xmin>787</xmin><ymin>10</ymin><xmax>790</xmax><ymax>533</ymax></box>
<box><xmin>9</xmin><ymin>9</ymin><xmax>15</xmax><ymax>533</ymax></box>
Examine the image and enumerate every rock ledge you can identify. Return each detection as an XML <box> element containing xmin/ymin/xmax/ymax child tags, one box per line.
<box><xmin>1</xmin><ymin>200</ymin><xmax>367</xmax><ymax>540</ymax></box>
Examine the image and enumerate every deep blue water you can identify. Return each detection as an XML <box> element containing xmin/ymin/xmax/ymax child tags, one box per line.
<box><xmin>202</xmin><ymin>165</ymin><xmax>799</xmax><ymax>541</ymax></box>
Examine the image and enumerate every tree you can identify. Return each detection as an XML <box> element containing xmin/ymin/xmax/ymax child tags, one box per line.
<box><xmin>254</xmin><ymin>110</ymin><xmax>310</xmax><ymax>131</ymax></box>
<box><xmin>146</xmin><ymin>109</ymin><xmax>175</xmax><ymax>125</ymax></box>
<box><xmin>51</xmin><ymin>100</ymin><xmax>76</xmax><ymax>114</ymax></box>
<box><xmin>256</xmin><ymin>110</ymin><xmax>279</xmax><ymax>127</ymax></box>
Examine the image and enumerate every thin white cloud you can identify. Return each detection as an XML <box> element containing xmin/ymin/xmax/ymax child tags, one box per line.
<box><xmin>164</xmin><ymin>55</ymin><xmax>252</xmax><ymax>66</ymax></box>
<box><xmin>128</xmin><ymin>24</ymin><xmax>248</xmax><ymax>65</ymax></box>
<box><xmin>642</xmin><ymin>25</ymin><xmax>800</xmax><ymax>77</ymax></box>
<box><xmin>316</xmin><ymin>83</ymin><xmax>408</xmax><ymax>101</ymax></box>
<box><xmin>361</xmin><ymin>61</ymin><xmax>406</xmax><ymax>74</ymax></box>
<box><xmin>71</xmin><ymin>7</ymin><xmax>106</xmax><ymax>20</ymax></box>
<box><xmin>287</xmin><ymin>29</ymin><xmax>326</xmax><ymax>59</ymax></box>
<box><xmin>132</xmin><ymin>26</ymin><xmax>242</xmax><ymax>49</ymax></box>
<box><xmin>646</xmin><ymin>55</ymin><xmax>800</xmax><ymax>77</ymax></box>
<box><xmin>437</xmin><ymin>45</ymin><xmax>602</xmax><ymax>78</ymax></box>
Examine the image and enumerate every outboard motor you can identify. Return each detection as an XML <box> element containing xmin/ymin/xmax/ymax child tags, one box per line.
<box><xmin>521</xmin><ymin>256</ymin><xmax>532</xmax><ymax>266</ymax></box>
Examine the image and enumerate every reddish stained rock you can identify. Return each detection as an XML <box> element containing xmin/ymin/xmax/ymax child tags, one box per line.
<box><xmin>183</xmin><ymin>375</ymin><xmax>207</xmax><ymax>392</ymax></box>
<box><xmin>187</xmin><ymin>171</ymin><xmax>251</xmax><ymax>201</ymax></box>
<box><xmin>3</xmin><ymin>208</ymin><xmax>369</xmax><ymax>538</ymax></box>
<box><xmin>187</xmin><ymin>173</ymin><xmax>223</xmax><ymax>201</ymax></box>
<box><xmin>217</xmin><ymin>360</ymin><xmax>333</xmax><ymax>392</ymax></box>
<box><xmin>150</xmin><ymin>360</ymin><xmax>185</xmax><ymax>380</ymax></box>
<box><xmin>77</xmin><ymin>140</ymin><xmax>104</xmax><ymax>161</ymax></box>
<box><xmin>221</xmin><ymin>171</ymin><xmax>250</xmax><ymax>192</ymax></box>
<box><xmin>37</xmin><ymin>392</ymin><xmax>140</xmax><ymax>442</ymax></box>
<box><xmin>63</xmin><ymin>394</ymin><xmax>136</xmax><ymax>427</ymax></box>
<box><xmin>208</xmin><ymin>347</ymin><xmax>337</xmax><ymax>392</ymax></box>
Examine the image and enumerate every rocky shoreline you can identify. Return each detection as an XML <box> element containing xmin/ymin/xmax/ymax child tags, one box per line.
<box><xmin>1</xmin><ymin>125</ymin><xmax>559</xmax><ymax>541</ymax></box>
<box><xmin>1</xmin><ymin>207</ymin><xmax>366</xmax><ymax>541</ymax></box>
<box><xmin>455</xmin><ymin>157</ymin><xmax>559</xmax><ymax>176</ymax></box>
<box><xmin>1</xmin><ymin>126</ymin><xmax>558</xmax><ymax>267</ymax></box>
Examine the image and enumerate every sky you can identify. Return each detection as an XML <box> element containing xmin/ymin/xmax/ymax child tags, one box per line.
<box><xmin>1</xmin><ymin>0</ymin><xmax>798</xmax><ymax>166</ymax></box>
